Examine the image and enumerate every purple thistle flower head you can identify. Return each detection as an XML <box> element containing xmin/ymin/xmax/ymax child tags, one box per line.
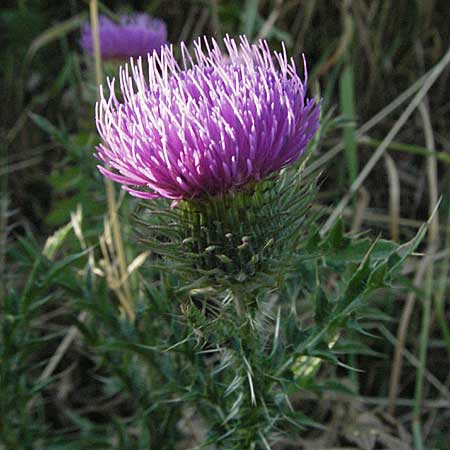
<box><xmin>95</xmin><ymin>35</ymin><xmax>321</xmax><ymax>201</ymax></box>
<box><xmin>80</xmin><ymin>13</ymin><xmax>167</xmax><ymax>60</ymax></box>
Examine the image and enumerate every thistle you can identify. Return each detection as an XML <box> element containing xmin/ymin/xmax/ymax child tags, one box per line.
<box><xmin>80</xmin><ymin>13</ymin><xmax>167</xmax><ymax>60</ymax></box>
<box><xmin>94</xmin><ymin>36</ymin><xmax>321</xmax><ymax>445</ymax></box>
<box><xmin>92</xmin><ymin>36</ymin><xmax>425</xmax><ymax>448</ymax></box>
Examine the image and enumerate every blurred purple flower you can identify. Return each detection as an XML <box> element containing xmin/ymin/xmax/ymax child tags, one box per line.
<box><xmin>95</xmin><ymin>35</ymin><xmax>321</xmax><ymax>201</ymax></box>
<box><xmin>80</xmin><ymin>13</ymin><xmax>167</xmax><ymax>60</ymax></box>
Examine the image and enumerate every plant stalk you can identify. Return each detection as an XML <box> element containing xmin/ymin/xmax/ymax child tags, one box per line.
<box><xmin>89</xmin><ymin>0</ymin><xmax>133</xmax><ymax>320</ymax></box>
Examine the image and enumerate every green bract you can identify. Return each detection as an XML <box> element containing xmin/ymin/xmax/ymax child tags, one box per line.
<box><xmin>135</xmin><ymin>164</ymin><xmax>318</xmax><ymax>299</ymax></box>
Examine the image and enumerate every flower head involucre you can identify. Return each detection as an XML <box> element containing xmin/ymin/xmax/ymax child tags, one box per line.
<box><xmin>95</xmin><ymin>35</ymin><xmax>321</xmax><ymax>201</ymax></box>
<box><xmin>80</xmin><ymin>14</ymin><xmax>167</xmax><ymax>60</ymax></box>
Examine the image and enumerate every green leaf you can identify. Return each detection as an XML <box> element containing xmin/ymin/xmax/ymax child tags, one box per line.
<box><xmin>283</xmin><ymin>411</ymin><xmax>325</xmax><ymax>431</ymax></box>
<box><xmin>38</xmin><ymin>248</ymin><xmax>90</xmax><ymax>289</ymax></box>
<box><xmin>29</xmin><ymin>112</ymin><xmax>75</xmax><ymax>152</ymax></box>
<box><xmin>388</xmin><ymin>220</ymin><xmax>429</xmax><ymax>275</ymax></box>
<box><xmin>49</xmin><ymin>166</ymin><xmax>82</xmax><ymax>192</ymax></box>
<box><xmin>45</xmin><ymin>196</ymin><xmax>80</xmax><ymax>226</ymax></box>
<box><xmin>327</xmin><ymin>238</ymin><xmax>398</xmax><ymax>264</ymax></box>
<box><xmin>366</xmin><ymin>261</ymin><xmax>388</xmax><ymax>290</ymax></box>
<box><xmin>315</xmin><ymin>286</ymin><xmax>331</xmax><ymax>325</ymax></box>
<box><xmin>336</xmin><ymin>253</ymin><xmax>371</xmax><ymax>313</ymax></box>
<box><xmin>321</xmin><ymin>218</ymin><xmax>346</xmax><ymax>250</ymax></box>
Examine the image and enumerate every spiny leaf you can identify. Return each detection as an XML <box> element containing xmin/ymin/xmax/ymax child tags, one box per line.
<box><xmin>321</xmin><ymin>218</ymin><xmax>346</xmax><ymax>250</ymax></box>
<box><xmin>314</xmin><ymin>286</ymin><xmax>332</xmax><ymax>325</ymax></box>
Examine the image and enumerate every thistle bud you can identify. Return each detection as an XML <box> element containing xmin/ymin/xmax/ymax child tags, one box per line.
<box><xmin>80</xmin><ymin>13</ymin><xmax>167</xmax><ymax>60</ymax></box>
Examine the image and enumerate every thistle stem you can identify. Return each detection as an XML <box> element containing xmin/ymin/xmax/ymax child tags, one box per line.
<box><xmin>229</xmin><ymin>291</ymin><xmax>266</xmax><ymax>448</ymax></box>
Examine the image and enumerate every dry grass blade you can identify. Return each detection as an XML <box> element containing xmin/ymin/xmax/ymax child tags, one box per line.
<box><xmin>321</xmin><ymin>45</ymin><xmax>450</xmax><ymax>236</ymax></box>
<box><xmin>381</xmin><ymin>325</ymin><xmax>450</xmax><ymax>403</ymax></box>
<box><xmin>384</xmin><ymin>154</ymin><xmax>400</xmax><ymax>242</ymax></box>
<box><xmin>314</xmin><ymin>0</ymin><xmax>354</xmax><ymax>78</ymax></box>
<box><xmin>411</xmin><ymin>99</ymin><xmax>440</xmax><ymax>449</ymax></box>
<box><xmin>311</xmin><ymin>204</ymin><xmax>439</xmax><ymax>231</ymax></box>
<box><xmin>419</xmin><ymin>101</ymin><xmax>439</xmax><ymax>242</ymax></box>
<box><xmin>24</xmin><ymin>14</ymin><xmax>86</xmax><ymax>65</ymax></box>
<box><xmin>177</xmin><ymin>4</ymin><xmax>200</xmax><ymax>43</ymax></box>
<box><xmin>0</xmin><ymin>156</ymin><xmax>42</xmax><ymax>176</ymax></box>
<box><xmin>256</xmin><ymin>0</ymin><xmax>284</xmax><ymax>40</ymax></box>
<box><xmin>350</xmin><ymin>187</ymin><xmax>369</xmax><ymax>233</ymax></box>
<box><xmin>38</xmin><ymin>312</ymin><xmax>87</xmax><ymax>383</ymax></box>
<box><xmin>304</xmin><ymin>62</ymin><xmax>438</xmax><ymax>179</ymax></box>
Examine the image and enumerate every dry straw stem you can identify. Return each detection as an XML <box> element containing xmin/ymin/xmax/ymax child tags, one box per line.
<box><xmin>293</xmin><ymin>0</ymin><xmax>318</xmax><ymax>54</ymax></box>
<box><xmin>387</xmin><ymin>97</ymin><xmax>441</xmax><ymax>426</ymax></box>
<box><xmin>99</xmin><ymin>217</ymin><xmax>135</xmax><ymax>322</ymax></box>
<box><xmin>383</xmin><ymin>154</ymin><xmax>400</xmax><ymax>242</ymax></box>
<box><xmin>27</xmin><ymin>310</ymin><xmax>84</xmax><ymax>415</ymax></box>
<box><xmin>381</xmin><ymin>325</ymin><xmax>450</xmax><ymax>404</ymax></box>
<box><xmin>361</xmin><ymin>136</ymin><xmax>450</xmax><ymax>165</ymax></box>
<box><xmin>386</xmin><ymin>231</ymin><xmax>429</xmax><ymax>415</ymax></box>
<box><xmin>386</xmin><ymin>226</ymin><xmax>443</xmax><ymax>417</ymax></box>
<box><xmin>310</xmin><ymin>204</ymin><xmax>446</xmax><ymax>232</ymax></box>
<box><xmin>349</xmin><ymin>187</ymin><xmax>369</xmax><ymax>233</ymax></box>
<box><xmin>256</xmin><ymin>0</ymin><xmax>284</xmax><ymax>41</ymax></box>
<box><xmin>0</xmin><ymin>156</ymin><xmax>42</xmax><ymax>176</ymax></box>
<box><xmin>314</xmin><ymin>0</ymin><xmax>354</xmax><ymax>78</ymax></box>
<box><xmin>412</xmin><ymin>100</ymin><xmax>440</xmax><ymax>449</ymax></box>
<box><xmin>177</xmin><ymin>5</ymin><xmax>197</xmax><ymax>43</ymax></box>
<box><xmin>434</xmin><ymin>207</ymin><xmax>450</xmax><ymax>358</ymax></box>
<box><xmin>89</xmin><ymin>0</ymin><xmax>132</xmax><ymax>320</ymax></box>
<box><xmin>38</xmin><ymin>312</ymin><xmax>88</xmax><ymax>383</ymax></box>
<box><xmin>320</xmin><ymin>44</ymin><xmax>450</xmax><ymax>236</ymax></box>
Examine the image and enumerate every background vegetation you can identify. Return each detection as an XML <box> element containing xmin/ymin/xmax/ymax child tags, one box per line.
<box><xmin>1</xmin><ymin>0</ymin><xmax>449</xmax><ymax>449</ymax></box>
